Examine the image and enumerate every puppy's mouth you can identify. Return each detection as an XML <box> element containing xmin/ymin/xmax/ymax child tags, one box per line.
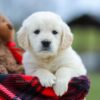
<box><xmin>39</xmin><ymin>47</ymin><xmax>52</xmax><ymax>52</ymax></box>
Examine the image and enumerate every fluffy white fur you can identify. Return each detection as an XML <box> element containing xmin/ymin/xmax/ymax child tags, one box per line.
<box><xmin>17</xmin><ymin>12</ymin><xmax>87</xmax><ymax>96</ymax></box>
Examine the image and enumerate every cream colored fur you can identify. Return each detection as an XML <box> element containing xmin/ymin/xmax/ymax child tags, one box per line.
<box><xmin>17</xmin><ymin>12</ymin><xmax>87</xmax><ymax>96</ymax></box>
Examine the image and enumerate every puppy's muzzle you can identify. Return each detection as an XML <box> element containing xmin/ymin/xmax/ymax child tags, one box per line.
<box><xmin>41</xmin><ymin>40</ymin><xmax>51</xmax><ymax>50</ymax></box>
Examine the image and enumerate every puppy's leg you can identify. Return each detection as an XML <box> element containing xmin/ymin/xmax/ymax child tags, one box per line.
<box><xmin>53</xmin><ymin>67</ymin><xmax>73</xmax><ymax>96</ymax></box>
<box><xmin>23</xmin><ymin>58</ymin><xmax>56</xmax><ymax>87</ymax></box>
<box><xmin>53</xmin><ymin>67</ymin><xmax>85</xmax><ymax>96</ymax></box>
<box><xmin>33</xmin><ymin>68</ymin><xmax>56</xmax><ymax>87</ymax></box>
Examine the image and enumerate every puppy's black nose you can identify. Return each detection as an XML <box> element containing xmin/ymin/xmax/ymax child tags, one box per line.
<box><xmin>41</xmin><ymin>40</ymin><xmax>51</xmax><ymax>48</ymax></box>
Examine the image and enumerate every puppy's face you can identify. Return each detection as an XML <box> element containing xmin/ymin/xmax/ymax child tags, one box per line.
<box><xmin>17</xmin><ymin>12</ymin><xmax>73</xmax><ymax>58</ymax></box>
<box><xmin>28</xmin><ymin>17</ymin><xmax>62</xmax><ymax>58</ymax></box>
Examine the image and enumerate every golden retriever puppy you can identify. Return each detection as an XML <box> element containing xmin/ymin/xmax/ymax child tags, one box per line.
<box><xmin>17</xmin><ymin>12</ymin><xmax>86</xmax><ymax>96</ymax></box>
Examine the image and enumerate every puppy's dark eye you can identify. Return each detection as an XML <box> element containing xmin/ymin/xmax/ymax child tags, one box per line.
<box><xmin>52</xmin><ymin>30</ymin><xmax>58</xmax><ymax>35</ymax></box>
<box><xmin>34</xmin><ymin>29</ymin><xmax>40</xmax><ymax>34</ymax></box>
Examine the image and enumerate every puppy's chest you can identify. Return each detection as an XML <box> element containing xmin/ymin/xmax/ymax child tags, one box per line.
<box><xmin>38</xmin><ymin>58</ymin><xmax>65</xmax><ymax>73</ymax></box>
<box><xmin>43</xmin><ymin>62</ymin><xmax>58</xmax><ymax>72</ymax></box>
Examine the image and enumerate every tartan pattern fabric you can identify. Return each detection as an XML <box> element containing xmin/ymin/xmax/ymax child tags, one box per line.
<box><xmin>0</xmin><ymin>74</ymin><xmax>90</xmax><ymax>100</ymax></box>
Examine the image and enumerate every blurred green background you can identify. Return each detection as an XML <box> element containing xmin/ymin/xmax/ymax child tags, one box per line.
<box><xmin>87</xmin><ymin>73</ymin><xmax>100</xmax><ymax>100</ymax></box>
<box><xmin>72</xmin><ymin>27</ymin><xmax>100</xmax><ymax>52</ymax></box>
<box><xmin>71</xmin><ymin>27</ymin><xmax>100</xmax><ymax>100</ymax></box>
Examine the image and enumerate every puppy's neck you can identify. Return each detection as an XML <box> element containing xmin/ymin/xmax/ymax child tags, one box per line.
<box><xmin>34</xmin><ymin>54</ymin><xmax>55</xmax><ymax>64</ymax></box>
<box><xmin>39</xmin><ymin>56</ymin><xmax>55</xmax><ymax>64</ymax></box>
<box><xmin>29</xmin><ymin>50</ymin><xmax>55</xmax><ymax>64</ymax></box>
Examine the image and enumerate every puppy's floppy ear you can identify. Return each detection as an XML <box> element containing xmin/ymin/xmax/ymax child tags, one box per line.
<box><xmin>60</xmin><ymin>23</ymin><xmax>73</xmax><ymax>50</ymax></box>
<box><xmin>17</xmin><ymin>25</ymin><xmax>29</xmax><ymax>50</ymax></box>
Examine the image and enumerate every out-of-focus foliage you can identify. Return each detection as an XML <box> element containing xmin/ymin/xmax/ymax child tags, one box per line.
<box><xmin>87</xmin><ymin>73</ymin><xmax>100</xmax><ymax>100</ymax></box>
<box><xmin>72</xmin><ymin>27</ymin><xmax>100</xmax><ymax>52</ymax></box>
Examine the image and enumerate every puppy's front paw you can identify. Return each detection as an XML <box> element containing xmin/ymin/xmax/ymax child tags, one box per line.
<box><xmin>33</xmin><ymin>69</ymin><xmax>56</xmax><ymax>87</ymax></box>
<box><xmin>39</xmin><ymin>73</ymin><xmax>56</xmax><ymax>87</ymax></box>
<box><xmin>53</xmin><ymin>79</ymin><xmax>69</xmax><ymax>96</ymax></box>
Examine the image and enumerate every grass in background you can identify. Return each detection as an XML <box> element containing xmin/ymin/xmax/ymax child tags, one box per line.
<box><xmin>87</xmin><ymin>73</ymin><xmax>100</xmax><ymax>100</ymax></box>
<box><xmin>71</xmin><ymin>27</ymin><xmax>100</xmax><ymax>99</ymax></box>
<box><xmin>72</xmin><ymin>27</ymin><xmax>100</xmax><ymax>52</ymax></box>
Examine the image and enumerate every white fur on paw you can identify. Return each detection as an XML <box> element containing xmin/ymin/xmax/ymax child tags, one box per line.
<box><xmin>39</xmin><ymin>73</ymin><xmax>56</xmax><ymax>87</ymax></box>
<box><xmin>53</xmin><ymin>79</ymin><xmax>68</xmax><ymax>96</ymax></box>
<box><xmin>33</xmin><ymin>70</ymin><xmax>56</xmax><ymax>87</ymax></box>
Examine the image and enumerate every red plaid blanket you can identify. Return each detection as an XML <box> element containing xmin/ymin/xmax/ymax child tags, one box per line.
<box><xmin>0</xmin><ymin>41</ymin><xmax>90</xmax><ymax>100</ymax></box>
<box><xmin>0</xmin><ymin>74</ymin><xmax>90</xmax><ymax>100</ymax></box>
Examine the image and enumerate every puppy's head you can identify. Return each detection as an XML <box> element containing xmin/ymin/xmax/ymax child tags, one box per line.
<box><xmin>17</xmin><ymin>12</ymin><xmax>73</xmax><ymax>58</ymax></box>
